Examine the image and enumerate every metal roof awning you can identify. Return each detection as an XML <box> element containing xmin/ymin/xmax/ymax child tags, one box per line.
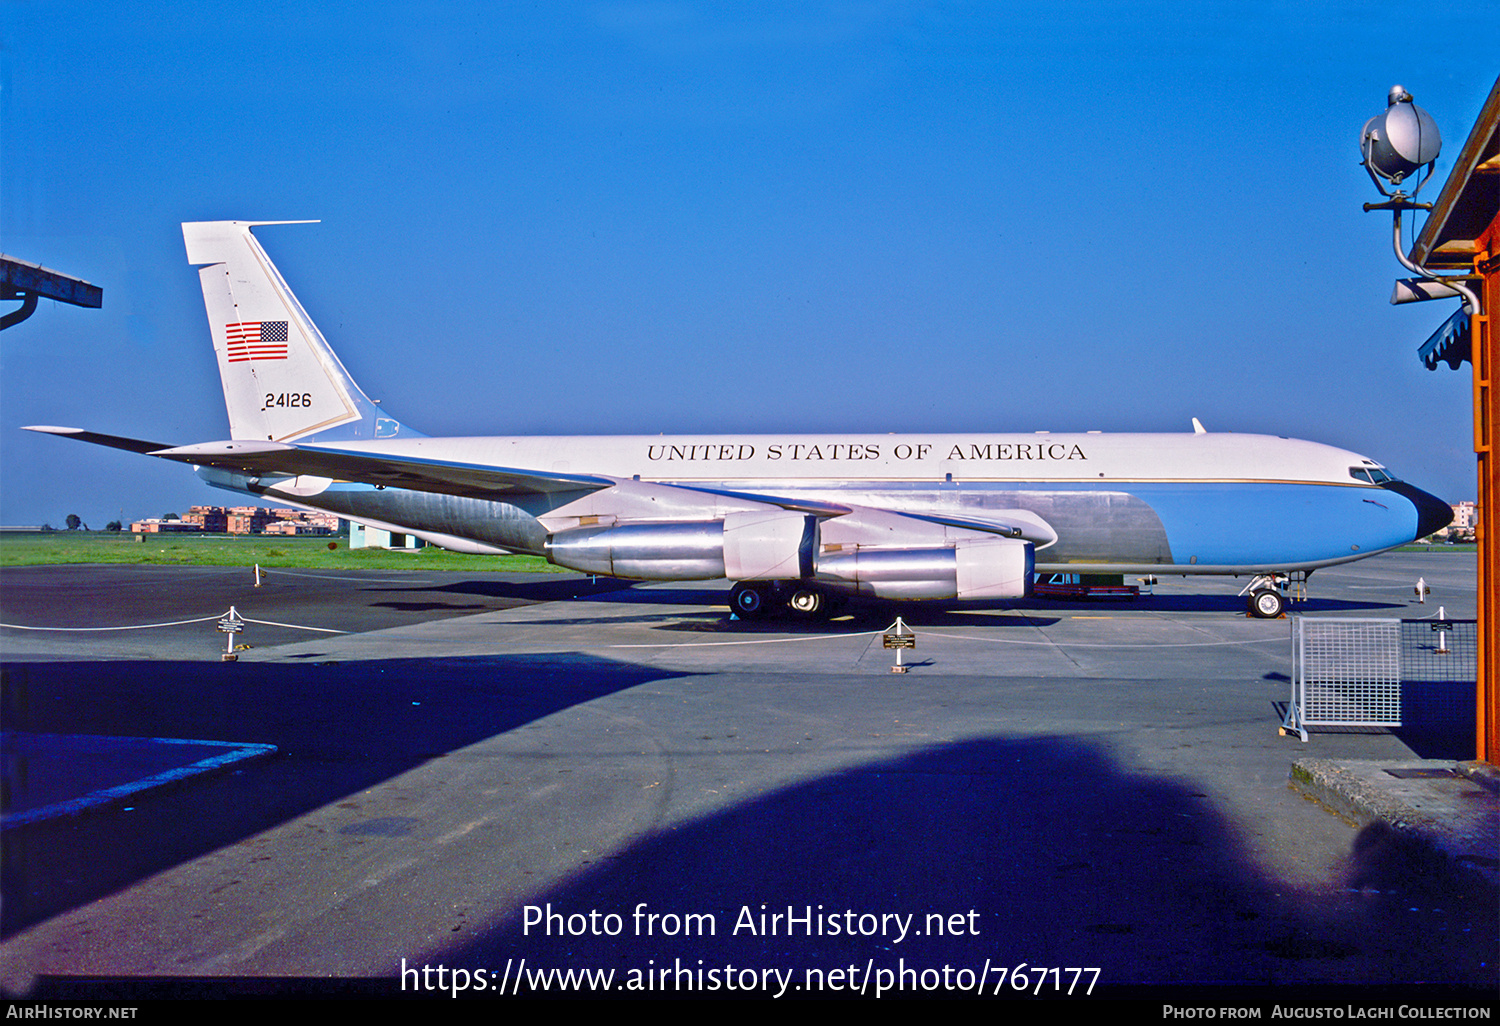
<box><xmin>1410</xmin><ymin>77</ymin><xmax>1500</xmax><ymax>273</ymax></box>
<box><xmin>1418</xmin><ymin>305</ymin><xmax>1471</xmax><ymax>371</ymax></box>
<box><xmin>0</xmin><ymin>255</ymin><xmax>104</xmax><ymax>330</ymax></box>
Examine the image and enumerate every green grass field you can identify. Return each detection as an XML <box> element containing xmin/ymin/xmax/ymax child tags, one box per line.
<box><xmin>0</xmin><ymin>531</ymin><xmax>563</xmax><ymax>572</ymax></box>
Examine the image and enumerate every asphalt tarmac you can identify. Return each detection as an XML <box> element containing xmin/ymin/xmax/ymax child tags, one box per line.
<box><xmin>0</xmin><ymin>553</ymin><xmax>1492</xmax><ymax>1002</ymax></box>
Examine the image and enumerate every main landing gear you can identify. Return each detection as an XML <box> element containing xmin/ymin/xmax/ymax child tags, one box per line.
<box><xmin>729</xmin><ymin>581</ymin><xmax>844</xmax><ymax>620</ymax></box>
<box><xmin>730</xmin><ymin>581</ymin><xmax>771</xmax><ymax>618</ymax></box>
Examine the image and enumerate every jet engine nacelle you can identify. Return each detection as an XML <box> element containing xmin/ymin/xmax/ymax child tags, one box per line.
<box><xmin>546</xmin><ymin>521</ymin><xmax>726</xmax><ymax>580</ymax></box>
<box><xmin>546</xmin><ymin>514</ymin><xmax>1032</xmax><ymax>600</ymax></box>
<box><xmin>546</xmin><ymin>511</ymin><xmax>813</xmax><ymax>581</ymax></box>
<box><xmin>815</xmin><ymin>538</ymin><xmax>1034</xmax><ymax>600</ymax></box>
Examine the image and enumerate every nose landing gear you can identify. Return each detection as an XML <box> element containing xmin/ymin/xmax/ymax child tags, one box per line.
<box><xmin>1240</xmin><ymin>572</ymin><xmax>1305</xmax><ymax>618</ymax></box>
<box><xmin>1248</xmin><ymin>587</ymin><xmax>1286</xmax><ymax>619</ymax></box>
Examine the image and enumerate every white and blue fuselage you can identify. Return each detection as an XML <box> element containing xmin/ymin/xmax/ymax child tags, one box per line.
<box><xmin>206</xmin><ymin>428</ymin><xmax>1447</xmax><ymax>576</ymax></box>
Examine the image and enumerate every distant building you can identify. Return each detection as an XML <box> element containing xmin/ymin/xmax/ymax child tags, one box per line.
<box><xmin>263</xmin><ymin>519</ymin><xmax>333</xmax><ymax>536</ymax></box>
<box><xmin>299</xmin><ymin>510</ymin><xmax>340</xmax><ymax>531</ymax></box>
<box><xmin>130</xmin><ymin>518</ymin><xmax>203</xmax><ymax>533</ymax></box>
<box><xmin>141</xmin><ymin>503</ymin><xmax>343</xmax><ymax>536</ymax></box>
<box><xmin>226</xmin><ymin>507</ymin><xmax>278</xmax><ymax>534</ymax></box>
<box><xmin>181</xmin><ymin>506</ymin><xmax>229</xmax><ymax>532</ymax></box>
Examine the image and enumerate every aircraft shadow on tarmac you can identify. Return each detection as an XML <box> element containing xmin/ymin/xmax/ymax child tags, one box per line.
<box><xmin>370</xmin><ymin>600</ymin><xmax>498</xmax><ymax>613</ymax></box>
<box><xmin>506</xmin><ymin>606</ymin><xmax>1066</xmax><ymax>634</ymax></box>
<box><xmin>380</xmin><ymin>580</ymin><xmax>1406</xmax><ymax>634</ymax></box>
<box><xmin>483</xmin><ymin>583</ymin><xmax>1406</xmax><ymax>619</ymax></box>
<box><xmin>598</xmin><ymin>587</ymin><xmax>1401</xmax><ymax>627</ymax></box>
<box><xmin>1132</xmin><ymin>595</ymin><xmax>1407</xmax><ymax>615</ymax></box>
<box><xmin>436</xmin><ymin>734</ymin><xmax>1495</xmax><ymax>992</ymax></box>
<box><xmin>355</xmin><ymin>576</ymin><xmax>1408</xmax><ymax>625</ymax></box>
<box><xmin>361</xmin><ymin>576</ymin><xmax>634</xmax><ymax>604</ymax></box>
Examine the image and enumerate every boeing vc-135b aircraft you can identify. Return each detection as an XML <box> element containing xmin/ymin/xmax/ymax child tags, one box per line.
<box><xmin>27</xmin><ymin>221</ymin><xmax>1452</xmax><ymax>619</ymax></box>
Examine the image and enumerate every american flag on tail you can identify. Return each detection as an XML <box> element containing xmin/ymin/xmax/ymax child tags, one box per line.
<box><xmin>225</xmin><ymin>321</ymin><xmax>289</xmax><ymax>362</ymax></box>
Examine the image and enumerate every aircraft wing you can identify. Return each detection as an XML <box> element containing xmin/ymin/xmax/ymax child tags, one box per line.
<box><xmin>25</xmin><ymin>426</ymin><xmax>853</xmax><ymax>509</ymax></box>
<box><xmin>24</xmin><ymin>427</ymin><xmax>616</xmax><ymax>500</ymax></box>
<box><xmin>156</xmin><ymin>440</ymin><xmax>621</xmax><ymax>499</ymax></box>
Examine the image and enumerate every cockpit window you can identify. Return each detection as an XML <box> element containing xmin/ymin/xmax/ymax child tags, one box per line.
<box><xmin>1349</xmin><ymin>466</ymin><xmax>1394</xmax><ymax>484</ymax></box>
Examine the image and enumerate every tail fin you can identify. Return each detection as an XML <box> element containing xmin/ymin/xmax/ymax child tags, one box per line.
<box><xmin>182</xmin><ymin>220</ymin><xmax>413</xmax><ymax>442</ymax></box>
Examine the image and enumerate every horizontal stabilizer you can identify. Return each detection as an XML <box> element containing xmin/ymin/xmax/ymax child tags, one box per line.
<box><xmin>22</xmin><ymin>425</ymin><xmax>177</xmax><ymax>454</ymax></box>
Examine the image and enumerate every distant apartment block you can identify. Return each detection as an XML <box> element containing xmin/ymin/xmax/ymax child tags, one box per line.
<box><xmin>263</xmin><ymin>519</ymin><xmax>334</xmax><ymax>536</ymax></box>
<box><xmin>182</xmin><ymin>506</ymin><xmax>228</xmax><ymax>532</ymax></box>
<box><xmin>226</xmin><ymin>507</ymin><xmax>278</xmax><ymax>534</ymax></box>
<box><xmin>1428</xmin><ymin>501</ymin><xmax>1479</xmax><ymax>541</ymax></box>
<box><xmin>135</xmin><ymin>505</ymin><xmax>343</xmax><ymax>536</ymax></box>
<box><xmin>130</xmin><ymin>518</ymin><xmax>203</xmax><ymax>533</ymax></box>
<box><xmin>271</xmin><ymin>508</ymin><xmax>339</xmax><ymax>531</ymax></box>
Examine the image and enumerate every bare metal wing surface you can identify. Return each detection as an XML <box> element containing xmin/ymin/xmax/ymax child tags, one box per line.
<box><xmin>150</xmin><ymin>439</ymin><xmax>617</xmax><ymax>500</ymax></box>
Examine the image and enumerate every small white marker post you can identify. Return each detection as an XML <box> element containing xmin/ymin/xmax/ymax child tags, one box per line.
<box><xmin>218</xmin><ymin>606</ymin><xmax>245</xmax><ymax>661</ymax></box>
<box><xmin>254</xmin><ymin>564</ymin><xmax>263</xmax><ymax>587</ymax></box>
<box><xmin>1436</xmin><ymin>605</ymin><xmax>1449</xmax><ymax>655</ymax></box>
<box><xmin>883</xmin><ymin>616</ymin><xmax>916</xmax><ymax>673</ymax></box>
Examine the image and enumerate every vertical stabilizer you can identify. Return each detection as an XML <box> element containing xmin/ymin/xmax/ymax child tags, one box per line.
<box><xmin>182</xmin><ymin>221</ymin><xmax>410</xmax><ymax>442</ymax></box>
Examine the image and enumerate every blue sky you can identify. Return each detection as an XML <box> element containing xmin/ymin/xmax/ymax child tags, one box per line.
<box><xmin>2</xmin><ymin>2</ymin><xmax>1495</xmax><ymax>527</ymax></box>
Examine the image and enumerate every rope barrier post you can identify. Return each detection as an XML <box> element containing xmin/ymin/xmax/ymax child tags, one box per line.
<box><xmin>254</xmin><ymin>564</ymin><xmax>262</xmax><ymax>587</ymax></box>
<box><xmin>883</xmin><ymin>616</ymin><xmax>915</xmax><ymax>673</ymax></box>
<box><xmin>217</xmin><ymin>606</ymin><xmax>245</xmax><ymax>662</ymax></box>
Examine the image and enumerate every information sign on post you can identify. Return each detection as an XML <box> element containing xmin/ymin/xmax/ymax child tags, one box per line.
<box><xmin>883</xmin><ymin>617</ymin><xmax>916</xmax><ymax>673</ymax></box>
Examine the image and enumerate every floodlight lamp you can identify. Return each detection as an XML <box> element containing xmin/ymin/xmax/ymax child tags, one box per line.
<box><xmin>1357</xmin><ymin>83</ymin><xmax>1478</xmax><ymax>315</ymax></box>
<box><xmin>1360</xmin><ymin>84</ymin><xmax>1441</xmax><ymax>197</ymax></box>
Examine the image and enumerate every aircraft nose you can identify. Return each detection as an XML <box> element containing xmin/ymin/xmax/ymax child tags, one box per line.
<box><xmin>1381</xmin><ymin>481</ymin><xmax>1454</xmax><ymax>540</ymax></box>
